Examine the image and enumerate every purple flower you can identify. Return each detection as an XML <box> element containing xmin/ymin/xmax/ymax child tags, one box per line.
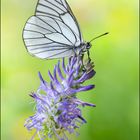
<box><xmin>25</xmin><ymin>56</ymin><xmax>96</xmax><ymax>140</ymax></box>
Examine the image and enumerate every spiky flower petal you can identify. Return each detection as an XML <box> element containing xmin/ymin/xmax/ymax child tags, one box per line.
<box><xmin>25</xmin><ymin>56</ymin><xmax>96</xmax><ymax>140</ymax></box>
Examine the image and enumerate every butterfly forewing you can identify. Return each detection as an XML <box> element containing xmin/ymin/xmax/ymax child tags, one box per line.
<box><xmin>23</xmin><ymin>0</ymin><xmax>83</xmax><ymax>59</ymax></box>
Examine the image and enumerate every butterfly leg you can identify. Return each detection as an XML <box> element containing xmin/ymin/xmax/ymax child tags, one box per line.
<box><xmin>87</xmin><ymin>50</ymin><xmax>91</xmax><ymax>63</ymax></box>
<box><xmin>81</xmin><ymin>53</ymin><xmax>87</xmax><ymax>72</ymax></box>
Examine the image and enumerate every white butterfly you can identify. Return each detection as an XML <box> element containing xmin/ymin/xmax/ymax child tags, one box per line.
<box><xmin>23</xmin><ymin>0</ymin><xmax>108</xmax><ymax>59</ymax></box>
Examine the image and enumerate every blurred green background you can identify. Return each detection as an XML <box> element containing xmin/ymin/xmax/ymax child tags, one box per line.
<box><xmin>1</xmin><ymin>0</ymin><xmax>139</xmax><ymax>140</ymax></box>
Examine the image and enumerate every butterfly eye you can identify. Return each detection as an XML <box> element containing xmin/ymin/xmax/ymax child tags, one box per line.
<box><xmin>86</xmin><ymin>42</ymin><xmax>91</xmax><ymax>49</ymax></box>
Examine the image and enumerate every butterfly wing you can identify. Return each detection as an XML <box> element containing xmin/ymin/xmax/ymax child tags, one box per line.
<box><xmin>23</xmin><ymin>0</ymin><xmax>83</xmax><ymax>59</ymax></box>
<box><xmin>36</xmin><ymin>0</ymin><xmax>83</xmax><ymax>42</ymax></box>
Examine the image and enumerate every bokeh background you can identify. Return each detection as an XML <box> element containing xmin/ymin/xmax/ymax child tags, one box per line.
<box><xmin>1</xmin><ymin>0</ymin><xmax>139</xmax><ymax>140</ymax></box>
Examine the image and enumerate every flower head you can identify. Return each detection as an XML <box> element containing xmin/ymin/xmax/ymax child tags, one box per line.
<box><xmin>25</xmin><ymin>56</ymin><xmax>96</xmax><ymax>140</ymax></box>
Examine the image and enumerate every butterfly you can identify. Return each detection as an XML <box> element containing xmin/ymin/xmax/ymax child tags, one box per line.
<box><xmin>23</xmin><ymin>0</ymin><xmax>108</xmax><ymax>60</ymax></box>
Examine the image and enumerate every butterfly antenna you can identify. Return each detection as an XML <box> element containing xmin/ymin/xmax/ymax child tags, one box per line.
<box><xmin>89</xmin><ymin>32</ymin><xmax>109</xmax><ymax>43</ymax></box>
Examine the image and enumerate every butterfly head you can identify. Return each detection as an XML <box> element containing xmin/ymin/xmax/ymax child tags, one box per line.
<box><xmin>83</xmin><ymin>42</ymin><xmax>92</xmax><ymax>52</ymax></box>
<box><xmin>78</xmin><ymin>42</ymin><xmax>92</xmax><ymax>55</ymax></box>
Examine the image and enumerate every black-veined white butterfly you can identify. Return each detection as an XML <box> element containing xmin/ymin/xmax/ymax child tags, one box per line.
<box><xmin>23</xmin><ymin>0</ymin><xmax>108</xmax><ymax>60</ymax></box>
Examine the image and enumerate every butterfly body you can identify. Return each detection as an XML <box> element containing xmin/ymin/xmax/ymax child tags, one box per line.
<box><xmin>23</xmin><ymin>0</ymin><xmax>91</xmax><ymax>59</ymax></box>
